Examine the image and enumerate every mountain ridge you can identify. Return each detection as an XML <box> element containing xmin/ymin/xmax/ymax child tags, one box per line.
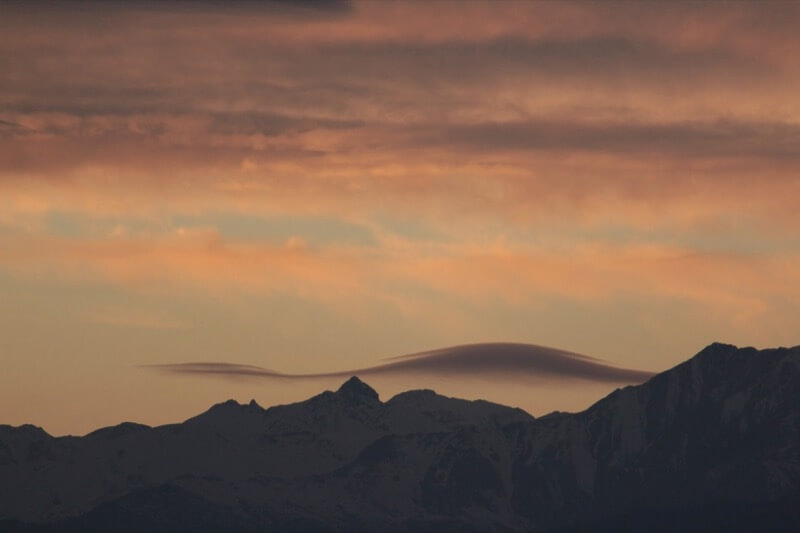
<box><xmin>1</xmin><ymin>342</ymin><xmax>798</xmax><ymax>532</ymax></box>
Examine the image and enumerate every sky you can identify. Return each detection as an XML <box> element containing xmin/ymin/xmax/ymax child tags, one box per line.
<box><xmin>2</xmin><ymin>0</ymin><xmax>799</xmax><ymax>436</ymax></box>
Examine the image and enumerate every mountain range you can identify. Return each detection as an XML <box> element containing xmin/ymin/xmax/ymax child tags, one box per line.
<box><xmin>1</xmin><ymin>342</ymin><xmax>799</xmax><ymax>532</ymax></box>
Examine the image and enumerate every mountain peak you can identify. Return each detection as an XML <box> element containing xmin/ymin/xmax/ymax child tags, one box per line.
<box><xmin>336</xmin><ymin>376</ymin><xmax>379</xmax><ymax>403</ymax></box>
<box><xmin>3</xmin><ymin>343</ymin><xmax>800</xmax><ymax>531</ymax></box>
<box><xmin>703</xmin><ymin>341</ymin><xmax>739</xmax><ymax>353</ymax></box>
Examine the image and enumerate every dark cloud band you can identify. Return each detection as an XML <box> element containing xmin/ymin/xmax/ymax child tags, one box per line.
<box><xmin>145</xmin><ymin>342</ymin><xmax>655</xmax><ymax>384</ymax></box>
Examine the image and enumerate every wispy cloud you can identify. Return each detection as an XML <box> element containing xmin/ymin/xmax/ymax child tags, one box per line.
<box><xmin>145</xmin><ymin>342</ymin><xmax>655</xmax><ymax>384</ymax></box>
<box><xmin>85</xmin><ymin>307</ymin><xmax>192</xmax><ymax>330</ymax></box>
<box><xmin>1</xmin><ymin>232</ymin><xmax>796</xmax><ymax>325</ymax></box>
<box><xmin>3</xmin><ymin>0</ymin><xmax>800</xmax><ymax>436</ymax></box>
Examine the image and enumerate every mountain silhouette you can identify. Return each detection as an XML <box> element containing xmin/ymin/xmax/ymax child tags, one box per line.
<box><xmin>1</xmin><ymin>343</ymin><xmax>799</xmax><ymax>532</ymax></box>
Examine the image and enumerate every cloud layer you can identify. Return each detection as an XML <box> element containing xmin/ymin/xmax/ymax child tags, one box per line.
<box><xmin>2</xmin><ymin>1</ymin><xmax>799</xmax><ymax>435</ymax></box>
<box><xmin>147</xmin><ymin>343</ymin><xmax>655</xmax><ymax>384</ymax></box>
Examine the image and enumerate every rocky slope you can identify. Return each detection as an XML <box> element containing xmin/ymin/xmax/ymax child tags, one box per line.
<box><xmin>1</xmin><ymin>343</ymin><xmax>798</xmax><ymax>531</ymax></box>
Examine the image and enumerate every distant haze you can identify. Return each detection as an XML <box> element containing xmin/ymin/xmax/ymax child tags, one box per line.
<box><xmin>1</xmin><ymin>1</ymin><xmax>799</xmax><ymax>435</ymax></box>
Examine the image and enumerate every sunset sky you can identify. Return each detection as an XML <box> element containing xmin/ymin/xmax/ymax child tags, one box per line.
<box><xmin>2</xmin><ymin>0</ymin><xmax>799</xmax><ymax>436</ymax></box>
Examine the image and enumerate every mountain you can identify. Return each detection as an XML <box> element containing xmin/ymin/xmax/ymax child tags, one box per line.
<box><xmin>1</xmin><ymin>343</ymin><xmax>799</xmax><ymax>532</ymax></box>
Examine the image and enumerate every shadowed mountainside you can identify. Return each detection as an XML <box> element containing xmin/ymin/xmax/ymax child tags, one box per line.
<box><xmin>1</xmin><ymin>343</ymin><xmax>799</xmax><ymax>532</ymax></box>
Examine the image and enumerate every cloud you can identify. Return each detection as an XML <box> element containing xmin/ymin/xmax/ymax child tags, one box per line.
<box><xmin>2</xmin><ymin>0</ymin><xmax>798</xmax><ymax>235</ymax></box>
<box><xmin>1</xmin><ymin>1</ymin><xmax>798</xmax><ymax>348</ymax></box>
<box><xmin>145</xmin><ymin>342</ymin><xmax>655</xmax><ymax>384</ymax></box>
<box><xmin>1</xmin><ymin>232</ymin><xmax>798</xmax><ymax>326</ymax></box>
<box><xmin>85</xmin><ymin>307</ymin><xmax>192</xmax><ymax>330</ymax></box>
<box><xmin>3</xmin><ymin>1</ymin><xmax>800</xmax><ymax>435</ymax></box>
<box><xmin>433</xmin><ymin>118</ymin><xmax>800</xmax><ymax>161</ymax></box>
<box><xmin>6</xmin><ymin>113</ymin><xmax>798</xmax><ymax>169</ymax></box>
<box><xmin>8</xmin><ymin>0</ymin><xmax>352</xmax><ymax>16</ymax></box>
<box><xmin>0</xmin><ymin>119</ymin><xmax>25</xmax><ymax>139</ymax></box>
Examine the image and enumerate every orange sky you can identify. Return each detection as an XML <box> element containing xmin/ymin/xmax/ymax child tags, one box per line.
<box><xmin>2</xmin><ymin>1</ymin><xmax>799</xmax><ymax>436</ymax></box>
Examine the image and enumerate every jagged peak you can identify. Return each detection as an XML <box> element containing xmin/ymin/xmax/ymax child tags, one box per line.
<box><xmin>702</xmin><ymin>342</ymin><xmax>739</xmax><ymax>352</ymax></box>
<box><xmin>336</xmin><ymin>376</ymin><xmax>380</xmax><ymax>403</ymax></box>
<box><xmin>687</xmin><ymin>342</ymin><xmax>742</xmax><ymax>364</ymax></box>
<box><xmin>0</xmin><ymin>424</ymin><xmax>51</xmax><ymax>439</ymax></box>
<box><xmin>211</xmin><ymin>399</ymin><xmax>241</xmax><ymax>409</ymax></box>
<box><xmin>205</xmin><ymin>398</ymin><xmax>264</xmax><ymax>415</ymax></box>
